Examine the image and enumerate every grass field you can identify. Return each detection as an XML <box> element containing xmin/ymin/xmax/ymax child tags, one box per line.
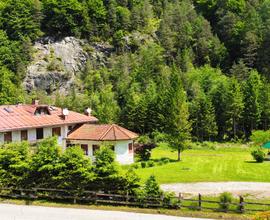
<box><xmin>135</xmin><ymin>143</ymin><xmax>270</xmax><ymax>183</ymax></box>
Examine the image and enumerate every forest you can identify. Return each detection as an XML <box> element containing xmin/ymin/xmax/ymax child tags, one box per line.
<box><xmin>0</xmin><ymin>0</ymin><xmax>270</xmax><ymax>142</ymax></box>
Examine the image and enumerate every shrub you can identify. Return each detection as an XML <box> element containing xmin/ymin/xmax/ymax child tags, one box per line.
<box><xmin>135</xmin><ymin>135</ymin><xmax>156</xmax><ymax>161</ymax></box>
<box><xmin>163</xmin><ymin>192</ymin><xmax>178</xmax><ymax>208</ymax></box>
<box><xmin>131</xmin><ymin>163</ymin><xmax>139</xmax><ymax>169</ymax></box>
<box><xmin>144</xmin><ymin>175</ymin><xmax>162</xmax><ymax>197</ymax></box>
<box><xmin>251</xmin><ymin>148</ymin><xmax>265</xmax><ymax>163</ymax></box>
<box><xmin>147</xmin><ymin>160</ymin><xmax>155</xmax><ymax>167</ymax></box>
<box><xmin>141</xmin><ymin>161</ymin><xmax>147</xmax><ymax>168</ymax></box>
<box><xmin>161</xmin><ymin>157</ymin><xmax>170</xmax><ymax>164</ymax></box>
<box><xmin>250</xmin><ymin>130</ymin><xmax>270</xmax><ymax>146</ymax></box>
<box><xmin>219</xmin><ymin>192</ymin><xmax>233</xmax><ymax>211</ymax></box>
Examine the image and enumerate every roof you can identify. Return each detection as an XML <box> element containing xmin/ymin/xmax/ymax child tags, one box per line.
<box><xmin>67</xmin><ymin>124</ymin><xmax>138</xmax><ymax>141</ymax></box>
<box><xmin>0</xmin><ymin>104</ymin><xmax>98</xmax><ymax>132</ymax></box>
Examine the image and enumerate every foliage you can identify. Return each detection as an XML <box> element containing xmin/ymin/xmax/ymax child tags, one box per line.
<box><xmin>250</xmin><ymin>130</ymin><xmax>270</xmax><ymax>146</ymax></box>
<box><xmin>144</xmin><ymin>175</ymin><xmax>162</xmax><ymax>198</ymax></box>
<box><xmin>0</xmin><ymin>138</ymin><xmax>142</xmax><ymax>194</ymax></box>
<box><xmin>0</xmin><ymin>141</ymin><xmax>30</xmax><ymax>187</ymax></box>
<box><xmin>135</xmin><ymin>135</ymin><xmax>156</xmax><ymax>161</ymax></box>
<box><xmin>251</xmin><ymin>148</ymin><xmax>265</xmax><ymax>163</ymax></box>
<box><xmin>2</xmin><ymin>0</ymin><xmax>270</xmax><ymax>143</ymax></box>
<box><xmin>219</xmin><ymin>192</ymin><xmax>233</xmax><ymax>211</ymax></box>
<box><xmin>56</xmin><ymin>146</ymin><xmax>94</xmax><ymax>190</ymax></box>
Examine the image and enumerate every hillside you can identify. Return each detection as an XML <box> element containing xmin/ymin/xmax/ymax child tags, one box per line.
<box><xmin>0</xmin><ymin>0</ymin><xmax>270</xmax><ymax>141</ymax></box>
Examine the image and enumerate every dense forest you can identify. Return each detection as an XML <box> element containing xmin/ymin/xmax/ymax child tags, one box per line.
<box><xmin>0</xmin><ymin>0</ymin><xmax>270</xmax><ymax>141</ymax></box>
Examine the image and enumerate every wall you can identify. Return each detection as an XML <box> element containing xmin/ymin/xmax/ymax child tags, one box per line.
<box><xmin>67</xmin><ymin>139</ymin><xmax>134</xmax><ymax>165</ymax></box>
<box><xmin>0</xmin><ymin>124</ymin><xmax>76</xmax><ymax>147</ymax></box>
<box><xmin>115</xmin><ymin>140</ymin><xmax>134</xmax><ymax>164</ymax></box>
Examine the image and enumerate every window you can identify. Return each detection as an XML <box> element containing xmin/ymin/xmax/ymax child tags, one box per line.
<box><xmin>36</xmin><ymin>128</ymin><xmax>44</xmax><ymax>140</ymax></box>
<box><xmin>81</xmin><ymin>144</ymin><xmax>88</xmax><ymax>155</ymax></box>
<box><xmin>128</xmin><ymin>143</ymin><xmax>133</xmax><ymax>154</ymax></box>
<box><xmin>21</xmin><ymin>130</ymin><xmax>28</xmax><ymax>141</ymax></box>
<box><xmin>4</xmin><ymin>132</ymin><xmax>12</xmax><ymax>143</ymax></box>
<box><xmin>92</xmin><ymin>145</ymin><xmax>100</xmax><ymax>155</ymax></box>
<box><xmin>52</xmin><ymin>127</ymin><xmax>61</xmax><ymax>137</ymax></box>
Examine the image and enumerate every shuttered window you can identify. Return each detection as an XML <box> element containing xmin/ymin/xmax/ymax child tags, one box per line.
<box><xmin>36</xmin><ymin>128</ymin><xmax>44</xmax><ymax>140</ymax></box>
<box><xmin>21</xmin><ymin>130</ymin><xmax>28</xmax><ymax>141</ymax></box>
<box><xmin>4</xmin><ymin>132</ymin><xmax>12</xmax><ymax>143</ymax></box>
<box><xmin>128</xmin><ymin>143</ymin><xmax>133</xmax><ymax>154</ymax></box>
<box><xmin>52</xmin><ymin>127</ymin><xmax>61</xmax><ymax>137</ymax></box>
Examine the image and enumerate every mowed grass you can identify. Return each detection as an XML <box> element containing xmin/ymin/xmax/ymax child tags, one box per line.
<box><xmin>135</xmin><ymin>143</ymin><xmax>270</xmax><ymax>183</ymax></box>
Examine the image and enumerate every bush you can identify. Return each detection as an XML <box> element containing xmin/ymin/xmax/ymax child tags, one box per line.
<box><xmin>131</xmin><ymin>163</ymin><xmax>139</xmax><ymax>169</ymax></box>
<box><xmin>161</xmin><ymin>157</ymin><xmax>170</xmax><ymax>164</ymax></box>
<box><xmin>251</xmin><ymin>148</ymin><xmax>265</xmax><ymax>163</ymax></box>
<box><xmin>147</xmin><ymin>160</ymin><xmax>155</xmax><ymax>167</ymax></box>
<box><xmin>141</xmin><ymin>161</ymin><xmax>147</xmax><ymax>168</ymax></box>
<box><xmin>163</xmin><ymin>191</ymin><xmax>178</xmax><ymax>208</ymax></box>
<box><xmin>219</xmin><ymin>192</ymin><xmax>233</xmax><ymax>211</ymax></box>
<box><xmin>144</xmin><ymin>175</ymin><xmax>162</xmax><ymax>197</ymax></box>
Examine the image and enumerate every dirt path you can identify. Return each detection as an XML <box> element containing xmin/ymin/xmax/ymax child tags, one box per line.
<box><xmin>161</xmin><ymin>182</ymin><xmax>270</xmax><ymax>198</ymax></box>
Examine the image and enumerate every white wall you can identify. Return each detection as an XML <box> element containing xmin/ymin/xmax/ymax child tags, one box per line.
<box><xmin>28</xmin><ymin>129</ymin><xmax>36</xmax><ymax>142</ymax></box>
<box><xmin>67</xmin><ymin>139</ymin><xmax>134</xmax><ymax>165</ymax></box>
<box><xmin>115</xmin><ymin>140</ymin><xmax>134</xmax><ymax>164</ymax></box>
<box><xmin>0</xmin><ymin>133</ymin><xmax>3</xmax><ymax>143</ymax></box>
<box><xmin>0</xmin><ymin>124</ymin><xmax>77</xmax><ymax>146</ymax></box>
<box><xmin>12</xmin><ymin>131</ymin><xmax>20</xmax><ymax>142</ymax></box>
<box><xmin>44</xmin><ymin>127</ymin><xmax>52</xmax><ymax>138</ymax></box>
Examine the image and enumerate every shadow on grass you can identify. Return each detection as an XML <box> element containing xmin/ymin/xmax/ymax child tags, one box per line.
<box><xmin>152</xmin><ymin>157</ymin><xmax>178</xmax><ymax>163</ymax></box>
<box><xmin>245</xmin><ymin>161</ymin><xmax>259</xmax><ymax>163</ymax></box>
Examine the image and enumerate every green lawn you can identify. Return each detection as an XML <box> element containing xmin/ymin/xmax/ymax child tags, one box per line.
<box><xmin>135</xmin><ymin>143</ymin><xmax>270</xmax><ymax>183</ymax></box>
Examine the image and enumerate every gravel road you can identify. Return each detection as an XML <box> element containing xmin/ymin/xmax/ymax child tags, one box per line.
<box><xmin>0</xmin><ymin>204</ymin><xmax>212</xmax><ymax>220</ymax></box>
<box><xmin>161</xmin><ymin>182</ymin><xmax>270</xmax><ymax>198</ymax></box>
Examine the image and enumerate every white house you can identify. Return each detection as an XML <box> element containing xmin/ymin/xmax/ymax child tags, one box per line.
<box><xmin>66</xmin><ymin>124</ymin><xmax>138</xmax><ymax>164</ymax></box>
<box><xmin>0</xmin><ymin>101</ymin><xmax>138</xmax><ymax>164</ymax></box>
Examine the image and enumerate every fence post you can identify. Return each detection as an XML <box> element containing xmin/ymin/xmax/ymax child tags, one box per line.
<box><xmin>178</xmin><ymin>193</ymin><xmax>182</xmax><ymax>209</ymax></box>
<box><xmin>198</xmin><ymin>193</ymin><xmax>202</xmax><ymax>210</ymax></box>
<box><xmin>126</xmin><ymin>191</ymin><xmax>129</xmax><ymax>206</ymax></box>
<box><xmin>94</xmin><ymin>192</ymin><xmax>97</xmax><ymax>205</ymax></box>
<box><xmin>160</xmin><ymin>194</ymin><xmax>164</xmax><ymax>207</ymax></box>
<box><xmin>239</xmin><ymin>196</ymin><xmax>245</xmax><ymax>213</ymax></box>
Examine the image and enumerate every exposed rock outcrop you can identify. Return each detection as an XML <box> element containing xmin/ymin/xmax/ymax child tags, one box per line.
<box><xmin>23</xmin><ymin>37</ymin><xmax>113</xmax><ymax>94</ymax></box>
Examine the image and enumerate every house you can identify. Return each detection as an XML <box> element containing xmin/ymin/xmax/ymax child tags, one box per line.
<box><xmin>66</xmin><ymin>124</ymin><xmax>138</xmax><ymax>164</ymax></box>
<box><xmin>0</xmin><ymin>101</ymin><xmax>138</xmax><ymax>164</ymax></box>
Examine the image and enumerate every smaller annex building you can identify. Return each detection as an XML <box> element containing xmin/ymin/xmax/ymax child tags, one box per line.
<box><xmin>66</xmin><ymin>124</ymin><xmax>138</xmax><ymax>164</ymax></box>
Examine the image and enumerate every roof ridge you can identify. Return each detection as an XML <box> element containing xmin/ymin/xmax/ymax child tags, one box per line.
<box><xmin>114</xmin><ymin>124</ymin><xmax>130</xmax><ymax>139</ymax></box>
<box><xmin>99</xmin><ymin>124</ymin><xmax>114</xmax><ymax>141</ymax></box>
<box><xmin>118</xmin><ymin>124</ymin><xmax>137</xmax><ymax>138</ymax></box>
<box><xmin>112</xmin><ymin>124</ymin><xmax>117</xmax><ymax>140</ymax></box>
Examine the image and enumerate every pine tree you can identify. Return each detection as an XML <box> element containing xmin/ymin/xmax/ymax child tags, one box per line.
<box><xmin>227</xmin><ymin>77</ymin><xmax>244</xmax><ymax>139</ymax></box>
<box><xmin>165</xmin><ymin>68</ymin><xmax>191</xmax><ymax>161</ymax></box>
<box><xmin>242</xmin><ymin>70</ymin><xmax>263</xmax><ymax>137</ymax></box>
<box><xmin>190</xmin><ymin>90</ymin><xmax>217</xmax><ymax>141</ymax></box>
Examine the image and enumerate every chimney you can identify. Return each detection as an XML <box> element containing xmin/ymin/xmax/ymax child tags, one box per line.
<box><xmin>62</xmin><ymin>108</ymin><xmax>69</xmax><ymax>120</ymax></box>
<box><xmin>84</xmin><ymin>107</ymin><xmax>92</xmax><ymax>116</ymax></box>
<box><xmin>32</xmin><ymin>99</ymin><xmax>39</xmax><ymax>106</ymax></box>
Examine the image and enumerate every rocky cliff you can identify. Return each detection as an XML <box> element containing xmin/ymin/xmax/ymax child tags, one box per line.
<box><xmin>23</xmin><ymin>37</ymin><xmax>113</xmax><ymax>94</ymax></box>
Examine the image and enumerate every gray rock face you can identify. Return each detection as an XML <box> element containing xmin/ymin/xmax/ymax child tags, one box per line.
<box><xmin>23</xmin><ymin>37</ymin><xmax>113</xmax><ymax>94</ymax></box>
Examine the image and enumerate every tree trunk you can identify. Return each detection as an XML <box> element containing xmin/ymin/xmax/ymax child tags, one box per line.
<box><xmin>178</xmin><ymin>148</ymin><xmax>181</xmax><ymax>161</ymax></box>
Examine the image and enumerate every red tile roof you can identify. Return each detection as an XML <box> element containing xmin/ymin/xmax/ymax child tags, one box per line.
<box><xmin>0</xmin><ymin>104</ymin><xmax>98</xmax><ymax>132</ymax></box>
<box><xmin>67</xmin><ymin>124</ymin><xmax>138</xmax><ymax>141</ymax></box>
